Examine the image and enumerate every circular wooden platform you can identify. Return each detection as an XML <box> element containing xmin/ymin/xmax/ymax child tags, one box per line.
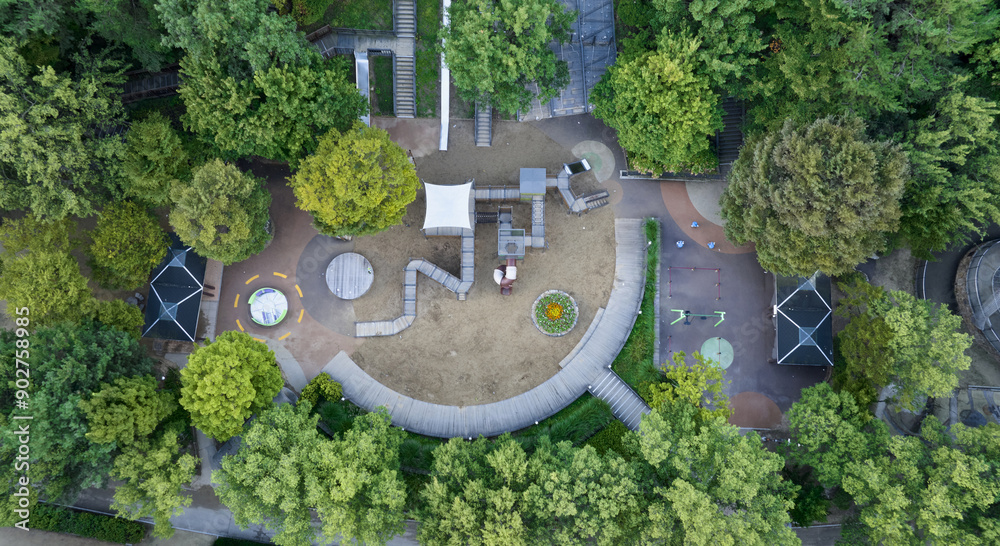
<box><xmin>326</xmin><ymin>253</ymin><xmax>374</xmax><ymax>300</ymax></box>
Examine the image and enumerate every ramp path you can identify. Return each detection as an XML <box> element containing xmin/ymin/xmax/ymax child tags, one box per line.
<box><xmin>327</xmin><ymin>219</ymin><xmax>649</xmax><ymax>437</ymax></box>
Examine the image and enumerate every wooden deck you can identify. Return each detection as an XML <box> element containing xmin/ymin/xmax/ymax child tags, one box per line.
<box><xmin>325</xmin><ymin>252</ymin><xmax>374</xmax><ymax>300</ymax></box>
<box><xmin>332</xmin><ymin>219</ymin><xmax>649</xmax><ymax>436</ymax></box>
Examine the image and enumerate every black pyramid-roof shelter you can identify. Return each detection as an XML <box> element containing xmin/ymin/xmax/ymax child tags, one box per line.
<box><xmin>773</xmin><ymin>272</ymin><xmax>834</xmax><ymax>366</ymax></box>
<box><xmin>142</xmin><ymin>233</ymin><xmax>206</xmax><ymax>342</ymax></box>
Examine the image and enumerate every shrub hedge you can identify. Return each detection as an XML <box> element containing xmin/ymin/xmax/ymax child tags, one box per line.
<box><xmin>29</xmin><ymin>504</ymin><xmax>146</xmax><ymax>544</ymax></box>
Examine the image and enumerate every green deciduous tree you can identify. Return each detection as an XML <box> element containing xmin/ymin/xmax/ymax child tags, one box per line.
<box><xmin>0</xmin><ymin>250</ymin><xmax>95</xmax><ymax>327</ymax></box>
<box><xmin>418</xmin><ymin>434</ymin><xmax>643</xmax><ymax>545</ymax></box>
<box><xmin>288</xmin><ymin>125</ymin><xmax>419</xmax><ymax>237</ymax></box>
<box><xmin>895</xmin><ymin>84</ymin><xmax>1000</xmax><ymax>258</ymax></box>
<box><xmin>0</xmin><ymin>217</ymin><xmax>95</xmax><ymax>326</ymax></box>
<box><xmin>80</xmin><ymin>375</ymin><xmax>176</xmax><ymax>446</ymax></box>
<box><xmin>110</xmin><ymin>427</ymin><xmax>196</xmax><ymax>538</ymax></box>
<box><xmin>836</xmin><ymin>278</ymin><xmax>972</xmax><ymax>410</ymax></box>
<box><xmin>169</xmin><ymin>159</ymin><xmax>272</xmax><ymax>265</ymax></box>
<box><xmin>785</xmin><ymin>383</ymin><xmax>890</xmax><ymax>488</ymax></box>
<box><xmin>88</xmin><ymin>201</ymin><xmax>170</xmax><ymax>290</ymax></box>
<box><xmin>82</xmin><ymin>0</ymin><xmax>173</xmax><ymax>71</ymax></box>
<box><xmin>442</xmin><ymin>0</ymin><xmax>575</xmax><ymax>116</ymax></box>
<box><xmin>720</xmin><ymin>115</ymin><xmax>908</xmax><ymax>276</ymax></box>
<box><xmin>592</xmin><ymin>30</ymin><xmax>723</xmax><ymax>174</ymax></box>
<box><xmin>123</xmin><ymin>112</ymin><xmax>190</xmax><ymax>206</ymax></box>
<box><xmin>0</xmin><ymin>321</ymin><xmax>153</xmax><ymax>503</ymax></box>
<box><xmin>842</xmin><ymin>419</ymin><xmax>1000</xmax><ymax>545</ymax></box>
<box><xmin>215</xmin><ymin>402</ymin><xmax>324</xmax><ymax>546</ymax></box>
<box><xmin>632</xmin><ymin>404</ymin><xmax>799</xmax><ymax>545</ymax></box>
<box><xmin>216</xmin><ymin>404</ymin><xmax>407</xmax><ymax>546</ymax></box>
<box><xmin>650</xmin><ymin>0</ymin><xmax>774</xmax><ymax>94</ymax></box>
<box><xmin>159</xmin><ymin>0</ymin><xmax>366</xmax><ymax>164</ymax></box>
<box><xmin>417</xmin><ymin>436</ymin><xmax>533</xmax><ymax>545</ymax></box>
<box><xmin>522</xmin><ymin>437</ymin><xmax>643</xmax><ymax>545</ymax></box>
<box><xmin>157</xmin><ymin>0</ymin><xmax>317</xmax><ymax>79</ymax></box>
<box><xmin>643</xmin><ymin>351</ymin><xmax>731</xmax><ymax>423</ymax></box>
<box><xmin>746</xmin><ymin>0</ymin><xmax>999</xmax><ymax>131</ymax></box>
<box><xmin>179</xmin><ymin>331</ymin><xmax>283</xmax><ymax>441</ymax></box>
<box><xmin>300</xmin><ymin>373</ymin><xmax>343</xmax><ymax>407</ymax></box>
<box><xmin>179</xmin><ymin>53</ymin><xmax>367</xmax><ymax>165</ymax></box>
<box><xmin>0</xmin><ymin>37</ymin><xmax>127</xmax><ymax>220</ymax></box>
<box><xmin>310</xmin><ymin>409</ymin><xmax>407</xmax><ymax>545</ymax></box>
<box><xmin>94</xmin><ymin>299</ymin><xmax>146</xmax><ymax>340</ymax></box>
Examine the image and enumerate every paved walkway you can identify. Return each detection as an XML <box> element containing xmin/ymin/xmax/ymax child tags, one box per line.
<box><xmin>322</xmin><ymin>219</ymin><xmax>648</xmax><ymax>437</ymax></box>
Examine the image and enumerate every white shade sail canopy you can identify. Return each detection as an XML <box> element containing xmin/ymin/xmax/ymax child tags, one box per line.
<box><xmin>422</xmin><ymin>181</ymin><xmax>473</xmax><ymax>231</ymax></box>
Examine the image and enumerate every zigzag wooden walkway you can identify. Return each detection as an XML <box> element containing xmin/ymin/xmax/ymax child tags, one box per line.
<box><xmin>331</xmin><ymin>219</ymin><xmax>648</xmax><ymax>437</ymax></box>
<box><xmin>355</xmin><ymin>231</ymin><xmax>475</xmax><ymax>337</ymax></box>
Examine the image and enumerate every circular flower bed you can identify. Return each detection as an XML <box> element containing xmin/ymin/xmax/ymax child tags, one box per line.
<box><xmin>532</xmin><ymin>290</ymin><xmax>579</xmax><ymax>337</ymax></box>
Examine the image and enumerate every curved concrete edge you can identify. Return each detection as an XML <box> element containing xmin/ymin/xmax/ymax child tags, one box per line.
<box><xmin>321</xmin><ymin>219</ymin><xmax>648</xmax><ymax>438</ymax></box>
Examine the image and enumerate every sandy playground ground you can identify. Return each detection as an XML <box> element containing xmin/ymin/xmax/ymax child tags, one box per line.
<box><xmin>350</xmin><ymin>121</ymin><xmax>616</xmax><ymax>406</ymax></box>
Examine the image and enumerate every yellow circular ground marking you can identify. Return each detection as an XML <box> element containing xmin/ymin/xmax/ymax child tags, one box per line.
<box><xmin>235</xmin><ymin>271</ymin><xmax>296</xmax><ymax>340</ymax></box>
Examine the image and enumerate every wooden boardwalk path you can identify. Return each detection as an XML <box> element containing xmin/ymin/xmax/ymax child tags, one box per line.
<box><xmin>331</xmin><ymin>219</ymin><xmax>648</xmax><ymax>437</ymax></box>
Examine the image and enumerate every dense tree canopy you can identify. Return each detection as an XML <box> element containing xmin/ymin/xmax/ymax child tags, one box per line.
<box><xmin>160</xmin><ymin>0</ymin><xmax>366</xmax><ymax>164</ymax></box>
<box><xmin>80</xmin><ymin>375</ymin><xmax>176</xmax><ymax>446</ymax></box>
<box><xmin>87</xmin><ymin>201</ymin><xmax>170</xmax><ymax>290</ymax></box>
<box><xmin>289</xmin><ymin>125</ymin><xmax>419</xmax><ymax>237</ymax></box>
<box><xmin>310</xmin><ymin>409</ymin><xmax>407</xmax><ymax>545</ymax></box>
<box><xmin>0</xmin><ymin>217</ymin><xmax>95</xmax><ymax>326</ymax></box>
<box><xmin>111</xmin><ymin>427</ymin><xmax>196</xmax><ymax>538</ymax></box>
<box><xmin>633</xmin><ymin>403</ymin><xmax>799</xmax><ymax>544</ymax></box>
<box><xmin>720</xmin><ymin>115</ymin><xmax>908</xmax><ymax>276</ymax></box>
<box><xmin>170</xmin><ymin>159</ymin><xmax>272</xmax><ymax>265</ymax></box>
<box><xmin>0</xmin><ymin>322</ymin><xmax>153</xmax><ymax>504</ymax></box>
<box><xmin>895</xmin><ymin>84</ymin><xmax>1000</xmax><ymax>257</ymax></box>
<box><xmin>179</xmin><ymin>54</ymin><xmax>367</xmax><ymax>164</ymax></box>
<box><xmin>650</xmin><ymin>0</ymin><xmax>774</xmax><ymax>94</ymax></box>
<box><xmin>216</xmin><ymin>404</ymin><xmax>407</xmax><ymax>546</ymax></box>
<box><xmin>746</xmin><ymin>0</ymin><xmax>999</xmax><ymax>130</ymax></box>
<box><xmin>788</xmin><ymin>385</ymin><xmax>1000</xmax><ymax>544</ymax></box>
<box><xmin>0</xmin><ymin>37</ymin><xmax>127</xmax><ymax>220</ymax></box>
<box><xmin>442</xmin><ymin>0</ymin><xmax>575</xmax><ymax>116</ymax></box>
<box><xmin>835</xmin><ymin>278</ymin><xmax>972</xmax><ymax>410</ymax></box>
<box><xmin>215</xmin><ymin>402</ymin><xmax>324</xmax><ymax>546</ymax></box>
<box><xmin>785</xmin><ymin>383</ymin><xmax>890</xmax><ymax>488</ymax></box>
<box><xmin>418</xmin><ymin>434</ymin><xmax>642</xmax><ymax>545</ymax></box>
<box><xmin>122</xmin><ymin>112</ymin><xmax>191</xmax><ymax>206</ymax></box>
<box><xmin>592</xmin><ymin>30</ymin><xmax>722</xmax><ymax>174</ymax></box>
<box><xmin>157</xmin><ymin>0</ymin><xmax>316</xmax><ymax>79</ymax></box>
<box><xmin>179</xmin><ymin>331</ymin><xmax>283</xmax><ymax>441</ymax></box>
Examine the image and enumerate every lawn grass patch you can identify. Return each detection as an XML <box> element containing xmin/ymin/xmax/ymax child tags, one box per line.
<box><xmin>612</xmin><ymin>218</ymin><xmax>662</xmax><ymax>389</ymax></box>
<box><xmin>301</xmin><ymin>0</ymin><xmax>393</xmax><ymax>33</ymax></box>
<box><xmin>414</xmin><ymin>0</ymin><xmax>440</xmax><ymax>117</ymax></box>
<box><xmin>372</xmin><ymin>55</ymin><xmax>394</xmax><ymax>115</ymax></box>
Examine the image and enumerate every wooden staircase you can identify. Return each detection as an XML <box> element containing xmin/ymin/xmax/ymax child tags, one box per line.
<box><xmin>588</xmin><ymin>370</ymin><xmax>650</xmax><ymax>431</ymax></box>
